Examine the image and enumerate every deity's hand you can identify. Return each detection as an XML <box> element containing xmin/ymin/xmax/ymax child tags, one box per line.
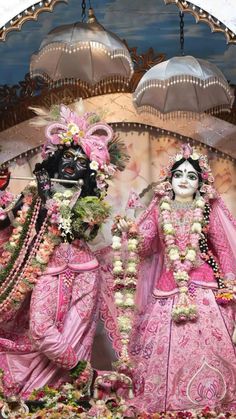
<box><xmin>117</xmin><ymin>217</ymin><xmax>130</xmax><ymax>232</ymax></box>
<box><xmin>33</xmin><ymin>164</ymin><xmax>52</xmax><ymax>203</ymax></box>
<box><xmin>0</xmin><ymin>168</ymin><xmax>10</xmax><ymax>191</ymax></box>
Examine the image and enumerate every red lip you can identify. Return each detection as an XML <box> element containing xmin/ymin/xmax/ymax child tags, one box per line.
<box><xmin>64</xmin><ymin>167</ymin><xmax>74</xmax><ymax>174</ymax></box>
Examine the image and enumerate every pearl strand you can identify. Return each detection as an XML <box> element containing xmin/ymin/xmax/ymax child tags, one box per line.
<box><xmin>0</xmin><ymin>198</ymin><xmax>41</xmax><ymax>298</ymax></box>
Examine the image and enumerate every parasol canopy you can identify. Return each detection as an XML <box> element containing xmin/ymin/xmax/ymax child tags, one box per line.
<box><xmin>30</xmin><ymin>8</ymin><xmax>133</xmax><ymax>86</ymax></box>
<box><xmin>133</xmin><ymin>55</ymin><xmax>234</xmax><ymax>118</ymax></box>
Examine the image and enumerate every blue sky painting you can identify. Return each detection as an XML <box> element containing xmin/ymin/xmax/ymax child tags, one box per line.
<box><xmin>0</xmin><ymin>0</ymin><xmax>235</xmax><ymax>85</ymax></box>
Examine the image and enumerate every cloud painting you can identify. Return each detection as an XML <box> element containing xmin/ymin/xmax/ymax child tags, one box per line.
<box><xmin>0</xmin><ymin>0</ymin><xmax>235</xmax><ymax>85</ymax></box>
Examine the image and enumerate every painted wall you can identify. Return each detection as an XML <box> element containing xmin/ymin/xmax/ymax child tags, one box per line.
<box><xmin>0</xmin><ymin>0</ymin><xmax>235</xmax><ymax>86</ymax></box>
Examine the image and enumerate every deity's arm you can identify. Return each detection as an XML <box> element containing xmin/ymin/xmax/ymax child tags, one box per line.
<box><xmin>208</xmin><ymin>200</ymin><xmax>236</xmax><ymax>284</ymax></box>
<box><xmin>29</xmin><ymin>273</ymin><xmax>78</xmax><ymax>369</ymax></box>
<box><xmin>136</xmin><ymin>195</ymin><xmax>160</xmax><ymax>258</ymax></box>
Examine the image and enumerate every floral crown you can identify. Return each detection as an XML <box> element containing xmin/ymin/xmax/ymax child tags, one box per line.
<box><xmin>31</xmin><ymin>102</ymin><xmax>129</xmax><ymax>192</ymax></box>
<box><xmin>157</xmin><ymin>144</ymin><xmax>215</xmax><ymax>197</ymax></box>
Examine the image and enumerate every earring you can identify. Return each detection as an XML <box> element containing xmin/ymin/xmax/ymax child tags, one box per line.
<box><xmin>168</xmin><ymin>189</ymin><xmax>174</xmax><ymax>200</ymax></box>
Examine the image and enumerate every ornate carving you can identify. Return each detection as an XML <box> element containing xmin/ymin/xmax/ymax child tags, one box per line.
<box><xmin>0</xmin><ymin>0</ymin><xmax>67</xmax><ymax>42</ymax></box>
<box><xmin>165</xmin><ymin>0</ymin><xmax>236</xmax><ymax>45</ymax></box>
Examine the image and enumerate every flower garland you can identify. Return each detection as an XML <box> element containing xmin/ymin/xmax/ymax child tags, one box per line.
<box><xmin>111</xmin><ymin>216</ymin><xmax>139</xmax><ymax>366</ymax></box>
<box><xmin>46</xmin><ymin>190</ymin><xmax>111</xmax><ymax>242</ymax></box>
<box><xmin>159</xmin><ymin>195</ymin><xmax>207</xmax><ymax>323</ymax></box>
<box><xmin>0</xmin><ymin>185</ymin><xmax>62</xmax><ymax>321</ymax></box>
<box><xmin>160</xmin><ymin>195</ymin><xmax>234</xmax><ymax>322</ymax></box>
<box><xmin>46</xmin><ymin>189</ymin><xmax>76</xmax><ymax>239</ymax></box>
<box><xmin>72</xmin><ymin>196</ymin><xmax>111</xmax><ymax>242</ymax></box>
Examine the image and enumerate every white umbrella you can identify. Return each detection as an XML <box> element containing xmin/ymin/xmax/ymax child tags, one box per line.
<box><xmin>165</xmin><ymin>0</ymin><xmax>236</xmax><ymax>43</ymax></box>
<box><xmin>133</xmin><ymin>55</ymin><xmax>234</xmax><ymax>117</ymax></box>
<box><xmin>30</xmin><ymin>8</ymin><xmax>133</xmax><ymax>86</ymax></box>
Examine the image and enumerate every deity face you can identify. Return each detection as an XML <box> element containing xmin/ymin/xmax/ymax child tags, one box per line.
<box><xmin>171</xmin><ymin>160</ymin><xmax>199</xmax><ymax>200</ymax></box>
<box><xmin>58</xmin><ymin>147</ymin><xmax>88</xmax><ymax>182</ymax></box>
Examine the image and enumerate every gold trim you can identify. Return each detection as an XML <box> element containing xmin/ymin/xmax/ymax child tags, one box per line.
<box><xmin>165</xmin><ymin>0</ymin><xmax>236</xmax><ymax>44</ymax></box>
<box><xmin>0</xmin><ymin>0</ymin><xmax>67</xmax><ymax>42</ymax></box>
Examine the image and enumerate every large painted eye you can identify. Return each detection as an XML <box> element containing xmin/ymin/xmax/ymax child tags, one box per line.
<box><xmin>188</xmin><ymin>173</ymin><xmax>198</xmax><ymax>181</ymax></box>
<box><xmin>173</xmin><ymin>171</ymin><xmax>182</xmax><ymax>179</ymax></box>
<box><xmin>75</xmin><ymin>158</ymin><xmax>87</xmax><ymax>169</ymax></box>
<box><xmin>63</xmin><ymin>151</ymin><xmax>74</xmax><ymax>159</ymax></box>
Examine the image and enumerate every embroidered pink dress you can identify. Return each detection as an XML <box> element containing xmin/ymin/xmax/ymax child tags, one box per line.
<box><xmin>128</xmin><ymin>196</ymin><xmax>236</xmax><ymax>412</ymax></box>
<box><xmin>0</xmin><ymin>238</ymin><xmax>100</xmax><ymax>398</ymax></box>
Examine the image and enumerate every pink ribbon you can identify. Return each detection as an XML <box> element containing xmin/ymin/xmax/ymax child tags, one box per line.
<box><xmin>45</xmin><ymin>120</ymin><xmax>113</xmax><ymax>167</ymax></box>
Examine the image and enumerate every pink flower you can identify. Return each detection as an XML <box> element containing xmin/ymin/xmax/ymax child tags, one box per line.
<box><xmin>202</xmin><ymin>172</ymin><xmax>209</xmax><ymax>180</ymax></box>
<box><xmin>182</xmin><ymin>144</ymin><xmax>192</xmax><ymax>159</ymax></box>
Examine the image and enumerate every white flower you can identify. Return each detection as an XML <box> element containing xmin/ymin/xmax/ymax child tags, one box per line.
<box><xmin>124</xmin><ymin>293</ymin><xmax>134</xmax><ymax>306</ymax></box>
<box><xmin>128</xmin><ymin>238</ymin><xmax>138</xmax><ymax>246</ymax></box>
<box><xmin>195</xmin><ymin>197</ymin><xmax>205</xmax><ymax>208</ymax></box>
<box><xmin>179</xmin><ymin>286</ymin><xmax>188</xmax><ymax>293</ymax></box>
<box><xmin>128</xmin><ymin>244</ymin><xmax>137</xmax><ymax>251</ymax></box>
<box><xmin>114</xmin><ymin>260</ymin><xmax>122</xmax><ymax>267</ymax></box>
<box><xmin>118</xmin><ymin>316</ymin><xmax>132</xmax><ymax>331</ymax></box>
<box><xmin>12</xmin><ymin>234</ymin><xmax>20</xmax><ymax>241</ymax></box>
<box><xmin>68</xmin><ymin>123</ymin><xmax>79</xmax><ymax>135</ymax></box>
<box><xmin>168</xmin><ymin>248</ymin><xmax>179</xmax><ymax>261</ymax></box>
<box><xmin>186</xmin><ymin>249</ymin><xmax>196</xmax><ymax>262</ymax></box>
<box><xmin>112</xmin><ymin>235</ymin><xmax>121</xmax><ymax>243</ymax></box>
<box><xmin>175</xmin><ymin>153</ymin><xmax>183</xmax><ymax>161</ymax></box>
<box><xmin>160</xmin><ymin>201</ymin><xmax>171</xmax><ymax>211</ymax></box>
<box><xmin>35</xmin><ymin>255</ymin><xmax>45</xmax><ymax>264</ymax></box>
<box><xmin>112</xmin><ymin>242</ymin><xmax>122</xmax><ymax>250</ymax></box>
<box><xmin>89</xmin><ymin>160</ymin><xmax>99</xmax><ymax>171</ymax></box>
<box><xmin>163</xmin><ymin>223</ymin><xmax>175</xmax><ymax>235</ymax></box>
<box><xmin>28</xmin><ymin>180</ymin><xmax>37</xmax><ymax>188</ymax></box>
<box><xmin>127</xmin><ymin>265</ymin><xmax>136</xmax><ymax>274</ymax></box>
<box><xmin>173</xmin><ymin>271</ymin><xmax>189</xmax><ymax>281</ymax></box>
<box><xmin>63</xmin><ymin>190</ymin><xmax>73</xmax><ymax>198</ymax></box>
<box><xmin>191</xmin><ymin>152</ymin><xmax>200</xmax><ymax>160</ymax></box>
<box><xmin>112</xmin><ymin>236</ymin><xmax>122</xmax><ymax>250</ymax></box>
<box><xmin>113</xmin><ymin>266</ymin><xmax>123</xmax><ymax>274</ymax></box>
<box><xmin>115</xmin><ymin>292</ymin><xmax>124</xmax><ymax>305</ymax></box>
<box><xmin>191</xmin><ymin>222</ymin><xmax>202</xmax><ymax>233</ymax></box>
<box><xmin>61</xmin><ymin>199</ymin><xmax>70</xmax><ymax>206</ymax></box>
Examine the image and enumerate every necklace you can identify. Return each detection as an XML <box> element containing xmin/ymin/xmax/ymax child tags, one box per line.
<box><xmin>171</xmin><ymin>200</ymin><xmax>194</xmax><ymax>211</ymax></box>
<box><xmin>159</xmin><ymin>194</ymin><xmax>206</xmax><ymax>322</ymax></box>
